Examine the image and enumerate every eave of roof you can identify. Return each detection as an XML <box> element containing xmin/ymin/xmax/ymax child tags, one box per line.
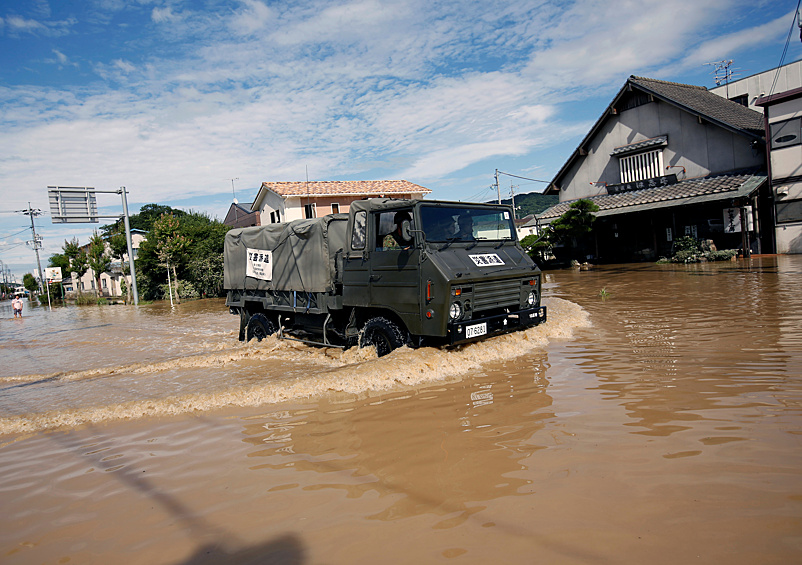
<box><xmin>537</xmin><ymin>172</ymin><xmax>766</xmax><ymax>221</ymax></box>
<box><xmin>755</xmin><ymin>85</ymin><xmax>802</xmax><ymax>106</ymax></box>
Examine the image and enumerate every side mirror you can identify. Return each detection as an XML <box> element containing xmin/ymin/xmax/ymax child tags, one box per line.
<box><xmin>401</xmin><ymin>219</ymin><xmax>412</xmax><ymax>242</ymax></box>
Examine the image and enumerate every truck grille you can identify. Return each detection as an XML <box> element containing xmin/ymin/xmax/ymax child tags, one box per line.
<box><xmin>472</xmin><ymin>279</ymin><xmax>520</xmax><ymax>312</ymax></box>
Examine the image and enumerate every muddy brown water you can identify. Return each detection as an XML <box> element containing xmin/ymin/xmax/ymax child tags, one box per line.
<box><xmin>1</xmin><ymin>256</ymin><xmax>801</xmax><ymax>564</ymax></box>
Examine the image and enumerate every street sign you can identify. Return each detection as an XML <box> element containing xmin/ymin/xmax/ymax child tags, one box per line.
<box><xmin>45</xmin><ymin>267</ymin><xmax>62</xmax><ymax>282</ymax></box>
<box><xmin>48</xmin><ymin>186</ymin><xmax>99</xmax><ymax>223</ymax></box>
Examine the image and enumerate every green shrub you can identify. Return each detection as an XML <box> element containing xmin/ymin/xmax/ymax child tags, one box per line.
<box><xmin>707</xmin><ymin>249</ymin><xmax>737</xmax><ymax>261</ymax></box>
<box><xmin>673</xmin><ymin>250</ymin><xmax>701</xmax><ymax>263</ymax></box>
<box><xmin>673</xmin><ymin>236</ymin><xmax>701</xmax><ymax>253</ymax></box>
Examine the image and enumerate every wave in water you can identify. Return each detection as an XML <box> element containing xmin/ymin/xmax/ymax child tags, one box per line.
<box><xmin>0</xmin><ymin>298</ymin><xmax>588</xmax><ymax>435</ymax></box>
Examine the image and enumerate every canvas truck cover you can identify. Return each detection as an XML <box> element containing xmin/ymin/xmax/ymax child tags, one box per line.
<box><xmin>224</xmin><ymin>214</ymin><xmax>348</xmax><ymax>293</ymax></box>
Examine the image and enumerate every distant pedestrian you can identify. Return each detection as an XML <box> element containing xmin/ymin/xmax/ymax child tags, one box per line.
<box><xmin>12</xmin><ymin>295</ymin><xmax>23</xmax><ymax>318</ymax></box>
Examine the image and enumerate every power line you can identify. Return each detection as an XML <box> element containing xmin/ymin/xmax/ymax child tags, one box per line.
<box><xmin>769</xmin><ymin>0</ymin><xmax>802</xmax><ymax>99</ymax></box>
<box><xmin>0</xmin><ymin>227</ymin><xmax>30</xmax><ymax>240</ymax></box>
<box><xmin>495</xmin><ymin>170</ymin><xmax>551</xmax><ymax>184</ymax></box>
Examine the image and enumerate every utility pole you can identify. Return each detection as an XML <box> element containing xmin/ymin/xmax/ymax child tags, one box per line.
<box><xmin>19</xmin><ymin>203</ymin><xmax>45</xmax><ymax>293</ymax></box>
<box><xmin>510</xmin><ymin>183</ymin><xmax>518</xmax><ymax>219</ymax></box>
<box><xmin>494</xmin><ymin>169</ymin><xmax>501</xmax><ymax>204</ymax></box>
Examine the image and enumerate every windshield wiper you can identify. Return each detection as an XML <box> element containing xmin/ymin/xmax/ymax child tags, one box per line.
<box><xmin>438</xmin><ymin>237</ymin><xmax>458</xmax><ymax>251</ymax></box>
<box><xmin>466</xmin><ymin>237</ymin><xmax>487</xmax><ymax>250</ymax></box>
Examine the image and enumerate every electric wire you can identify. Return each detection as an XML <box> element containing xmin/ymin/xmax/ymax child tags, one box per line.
<box><xmin>768</xmin><ymin>0</ymin><xmax>802</xmax><ymax>99</ymax></box>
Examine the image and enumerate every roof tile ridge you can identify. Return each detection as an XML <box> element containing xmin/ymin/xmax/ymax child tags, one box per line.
<box><xmin>629</xmin><ymin>75</ymin><xmax>707</xmax><ymax>91</ymax></box>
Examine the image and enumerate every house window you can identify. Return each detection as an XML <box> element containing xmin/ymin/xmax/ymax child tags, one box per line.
<box><xmin>770</xmin><ymin>118</ymin><xmax>801</xmax><ymax>149</ymax></box>
<box><xmin>331</xmin><ymin>203</ymin><xmax>340</xmax><ymax>214</ymax></box>
<box><xmin>102</xmin><ymin>279</ymin><xmax>107</xmax><ymax>289</ymax></box>
<box><xmin>270</xmin><ymin>210</ymin><xmax>282</xmax><ymax>224</ymax></box>
<box><xmin>776</xmin><ymin>199</ymin><xmax>802</xmax><ymax>223</ymax></box>
<box><xmin>729</xmin><ymin>94</ymin><xmax>749</xmax><ymax>107</ymax></box>
<box><xmin>619</xmin><ymin>149</ymin><xmax>664</xmax><ymax>183</ymax></box>
<box><xmin>304</xmin><ymin>204</ymin><xmax>316</xmax><ymax>219</ymax></box>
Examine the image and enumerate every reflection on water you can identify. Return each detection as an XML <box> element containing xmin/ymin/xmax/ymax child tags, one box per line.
<box><xmin>241</xmin><ymin>356</ymin><xmax>552</xmax><ymax>525</ymax></box>
<box><xmin>1</xmin><ymin>256</ymin><xmax>802</xmax><ymax>564</ymax></box>
<box><xmin>544</xmin><ymin>256</ymin><xmax>802</xmax><ymax>440</ymax></box>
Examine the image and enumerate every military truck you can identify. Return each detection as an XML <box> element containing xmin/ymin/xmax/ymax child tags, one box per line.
<box><xmin>224</xmin><ymin>198</ymin><xmax>546</xmax><ymax>356</ymax></box>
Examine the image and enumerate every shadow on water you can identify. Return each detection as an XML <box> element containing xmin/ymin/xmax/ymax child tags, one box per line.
<box><xmin>177</xmin><ymin>534</ymin><xmax>305</xmax><ymax>565</ymax></box>
<box><xmin>46</xmin><ymin>420</ymin><xmax>310</xmax><ymax>565</ymax></box>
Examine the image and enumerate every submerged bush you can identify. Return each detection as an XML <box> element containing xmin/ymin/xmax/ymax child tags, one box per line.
<box><xmin>707</xmin><ymin>249</ymin><xmax>737</xmax><ymax>261</ymax></box>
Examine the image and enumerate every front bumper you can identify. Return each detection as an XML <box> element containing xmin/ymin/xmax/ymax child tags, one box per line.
<box><xmin>447</xmin><ymin>305</ymin><xmax>547</xmax><ymax>345</ymax></box>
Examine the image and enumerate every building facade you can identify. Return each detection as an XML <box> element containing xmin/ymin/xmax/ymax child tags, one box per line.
<box><xmin>710</xmin><ymin>61</ymin><xmax>802</xmax><ymax>111</ymax></box>
<box><xmin>756</xmin><ymin>86</ymin><xmax>802</xmax><ymax>254</ymax></box>
<box><xmin>535</xmin><ymin>75</ymin><xmax>769</xmax><ymax>262</ymax></box>
<box><xmin>224</xmin><ymin>202</ymin><xmax>261</xmax><ymax>228</ymax></box>
<box><xmin>251</xmin><ymin>180</ymin><xmax>431</xmax><ymax>224</ymax></box>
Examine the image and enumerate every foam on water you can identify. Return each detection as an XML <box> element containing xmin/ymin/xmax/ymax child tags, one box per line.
<box><xmin>0</xmin><ymin>297</ymin><xmax>587</xmax><ymax>435</ymax></box>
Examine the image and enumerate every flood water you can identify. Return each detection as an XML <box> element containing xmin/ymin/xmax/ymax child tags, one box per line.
<box><xmin>1</xmin><ymin>256</ymin><xmax>801</xmax><ymax>564</ymax></box>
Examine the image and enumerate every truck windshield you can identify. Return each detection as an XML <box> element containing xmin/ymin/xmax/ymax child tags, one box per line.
<box><xmin>420</xmin><ymin>205</ymin><xmax>515</xmax><ymax>242</ymax></box>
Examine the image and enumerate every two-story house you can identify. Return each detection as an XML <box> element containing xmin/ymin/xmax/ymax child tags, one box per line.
<box><xmin>251</xmin><ymin>180</ymin><xmax>431</xmax><ymax>224</ymax></box>
<box><xmin>535</xmin><ymin>75</ymin><xmax>769</xmax><ymax>262</ymax></box>
<box><xmin>756</xmin><ymin>86</ymin><xmax>802</xmax><ymax>254</ymax></box>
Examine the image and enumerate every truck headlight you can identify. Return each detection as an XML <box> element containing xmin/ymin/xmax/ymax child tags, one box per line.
<box><xmin>527</xmin><ymin>290</ymin><xmax>537</xmax><ymax>306</ymax></box>
<box><xmin>449</xmin><ymin>301</ymin><xmax>463</xmax><ymax>320</ymax></box>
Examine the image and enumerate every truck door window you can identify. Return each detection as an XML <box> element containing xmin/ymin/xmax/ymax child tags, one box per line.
<box><xmin>351</xmin><ymin>211</ymin><xmax>367</xmax><ymax>250</ymax></box>
<box><xmin>376</xmin><ymin>210</ymin><xmax>414</xmax><ymax>250</ymax></box>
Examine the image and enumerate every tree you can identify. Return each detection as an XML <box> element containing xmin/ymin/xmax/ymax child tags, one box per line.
<box><xmin>62</xmin><ymin>237</ymin><xmax>89</xmax><ymax>294</ymax></box>
<box><xmin>543</xmin><ymin>199</ymin><xmax>599</xmax><ymax>262</ymax></box>
<box><xmin>23</xmin><ymin>273</ymin><xmax>38</xmax><ymax>294</ymax></box>
<box><xmin>152</xmin><ymin>213</ymin><xmax>190</xmax><ymax>304</ymax></box>
<box><xmin>87</xmin><ymin>231</ymin><xmax>111</xmax><ymax>297</ymax></box>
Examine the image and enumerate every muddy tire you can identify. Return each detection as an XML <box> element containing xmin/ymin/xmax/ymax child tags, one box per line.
<box><xmin>360</xmin><ymin>317</ymin><xmax>406</xmax><ymax>357</ymax></box>
<box><xmin>246</xmin><ymin>313</ymin><xmax>277</xmax><ymax>342</ymax></box>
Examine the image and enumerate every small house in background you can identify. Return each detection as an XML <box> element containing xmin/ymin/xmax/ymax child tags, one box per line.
<box><xmin>535</xmin><ymin>75</ymin><xmax>769</xmax><ymax>262</ymax></box>
<box><xmin>251</xmin><ymin>180</ymin><xmax>431</xmax><ymax>224</ymax></box>
<box><xmin>64</xmin><ymin>229</ymin><xmax>146</xmax><ymax>298</ymax></box>
<box><xmin>224</xmin><ymin>201</ymin><xmax>261</xmax><ymax>228</ymax></box>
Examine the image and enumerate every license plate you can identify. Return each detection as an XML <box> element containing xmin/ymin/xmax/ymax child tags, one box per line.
<box><xmin>465</xmin><ymin>322</ymin><xmax>487</xmax><ymax>338</ymax></box>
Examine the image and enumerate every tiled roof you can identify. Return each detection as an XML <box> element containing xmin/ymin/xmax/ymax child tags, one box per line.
<box><xmin>629</xmin><ymin>76</ymin><xmax>765</xmax><ymax>135</ymax></box>
<box><xmin>537</xmin><ymin>172</ymin><xmax>766</xmax><ymax>221</ymax></box>
<box><xmin>261</xmin><ymin>180</ymin><xmax>431</xmax><ymax>197</ymax></box>
<box><xmin>611</xmin><ymin>135</ymin><xmax>668</xmax><ymax>156</ymax></box>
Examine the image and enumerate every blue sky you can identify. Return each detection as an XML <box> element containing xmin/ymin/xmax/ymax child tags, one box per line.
<box><xmin>0</xmin><ymin>0</ymin><xmax>799</xmax><ymax>278</ymax></box>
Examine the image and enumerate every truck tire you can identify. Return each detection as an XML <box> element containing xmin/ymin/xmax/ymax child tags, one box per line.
<box><xmin>360</xmin><ymin>317</ymin><xmax>406</xmax><ymax>357</ymax></box>
<box><xmin>246</xmin><ymin>313</ymin><xmax>277</xmax><ymax>342</ymax></box>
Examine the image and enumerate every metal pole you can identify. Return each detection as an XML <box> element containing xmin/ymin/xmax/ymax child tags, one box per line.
<box><xmin>23</xmin><ymin>202</ymin><xmax>45</xmax><ymax>295</ymax></box>
<box><xmin>119</xmin><ymin>187</ymin><xmax>139</xmax><ymax>305</ymax></box>
<box><xmin>495</xmin><ymin>169</ymin><xmax>501</xmax><ymax>204</ymax></box>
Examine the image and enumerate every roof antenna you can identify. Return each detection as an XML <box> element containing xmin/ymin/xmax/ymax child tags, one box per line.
<box><xmin>705</xmin><ymin>60</ymin><xmax>735</xmax><ymax>98</ymax></box>
<box><xmin>229</xmin><ymin>177</ymin><xmax>239</xmax><ymax>204</ymax></box>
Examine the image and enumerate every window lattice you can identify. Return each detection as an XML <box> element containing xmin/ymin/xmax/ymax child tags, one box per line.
<box><xmin>619</xmin><ymin>149</ymin><xmax>664</xmax><ymax>183</ymax></box>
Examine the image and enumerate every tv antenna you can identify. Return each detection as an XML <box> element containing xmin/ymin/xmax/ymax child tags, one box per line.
<box><xmin>229</xmin><ymin>177</ymin><xmax>239</xmax><ymax>204</ymax></box>
<box><xmin>705</xmin><ymin>60</ymin><xmax>737</xmax><ymax>97</ymax></box>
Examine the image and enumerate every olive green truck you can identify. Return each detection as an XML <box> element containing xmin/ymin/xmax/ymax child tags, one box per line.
<box><xmin>224</xmin><ymin>198</ymin><xmax>547</xmax><ymax>356</ymax></box>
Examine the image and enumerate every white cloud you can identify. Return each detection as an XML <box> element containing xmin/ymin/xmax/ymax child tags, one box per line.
<box><xmin>0</xmin><ymin>0</ymin><xmax>796</xmax><ymax>271</ymax></box>
<box><xmin>676</xmin><ymin>11</ymin><xmax>794</xmax><ymax>68</ymax></box>
<box><xmin>229</xmin><ymin>0</ymin><xmax>273</xmax><ymax>36</ymax></box>
<box><xmin>5</xmin><ymin>15</ymin><xmax>48</xmax><ymax>33</ymax></box>
<box><xmin>151</xmin><ymin>7</ymin><xmax>179</xmax><ymax>24</ymax></box>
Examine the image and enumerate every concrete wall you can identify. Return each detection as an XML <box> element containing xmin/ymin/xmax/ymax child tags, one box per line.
<box><xmin>710</xmin><ymin>61</ymin><xmax>802</xmax><ymax>110</ymax></box>
<box><xmin>557</xmin><ymin>99</ymin><xmax>763</xmax><ymax>202</ymax></box>
<box><xmin>764</xmin><ymin>90</ymin><xmax>802</xmax><ymax>254</ymax></box>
